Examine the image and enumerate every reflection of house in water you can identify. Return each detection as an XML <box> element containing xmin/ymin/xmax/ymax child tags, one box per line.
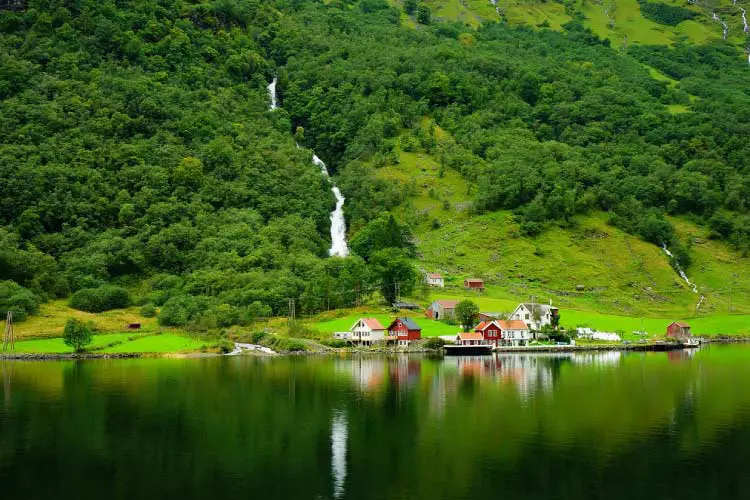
<box><xmin>494</xmin><ymin>354</ymin><xmax>571</xmax><ymax>399</ymax></box>
<box><xmin>667</xmin><ymin>349</ymin><xmax>696</xmax><ymax>363</ymax></box>
<box><xmin>334</xmin><ymin>357</ymin><xmax>388</xmax><ymax>393</ymax></box>
<box><xmin>331</xmin><ymin>409</ymin><xmax>347</xmax><ymax>500</ymax></box>
<box><xmin>571</xmin><ymin>351</ymin><xmax>623</xmax><ymax>366</ymax></box>
<box><xmin>388</xmin><ymin>356</ymin><xmax>421</xmax><ymax>390</ymax></box>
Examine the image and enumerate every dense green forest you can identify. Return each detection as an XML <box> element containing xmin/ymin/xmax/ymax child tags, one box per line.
<box><xmin>1</xmin><ymin>0</ymin><xmax>749</xmax><ymax>327</ymax></box>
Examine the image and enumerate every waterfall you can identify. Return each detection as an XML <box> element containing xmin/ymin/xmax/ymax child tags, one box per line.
<box><xmin>331</xmin><ymin>410</ymin><xmax>348</xmax><ymax>500</ymax></box>
<box><xmin>312</xmin><ymin>155</ymin><xmax>350</xmax><ymax>257</ymax></box>
<box><xmin>267</xmin><ymin>77</ymin><xmax>278</xmax><ymax>111</ymax></box>
<box><xmin>741</xmin><ymin>7</ymin><xmax>749</xmax><ymax>33</ymax></box>
<box><xmin>712</xmin><ymin>12</ymin><xmax>729</xmax><ymax>39</ymax></box>
<box><xmin>267</xmin><ymin>78</ymin><xmax>349</xmax><ymax>257</ymax></box>
<box><xmin>662</xmin><ymin>243</ymin><xmax>705</xmax><ymax>310</ymax></box>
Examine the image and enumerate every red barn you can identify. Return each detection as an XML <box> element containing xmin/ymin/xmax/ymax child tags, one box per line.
<box><xmin>464</xmin><ymin>278</ymin><xmax>485</xmax><ymax>292</ymax></box>
<box><xmin>387</xmin><ymin>317</ymin><xmax>422</xmax><ymax>347</ymax></box>
<box><xmin>475</xmin><ymin>320</ymin><xmax>502</xmax><ymax>346</ymax></box>
<box><xmin>666</xmin><ymin>322</ymin><xmax>691</xmax><ymax>340</ymax></box>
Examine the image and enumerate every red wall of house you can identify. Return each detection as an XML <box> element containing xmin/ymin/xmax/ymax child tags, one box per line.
<box><xmin>389</xmin><ymin>321</ymin><xmax>421</xmax><ymax>341</ymax></box>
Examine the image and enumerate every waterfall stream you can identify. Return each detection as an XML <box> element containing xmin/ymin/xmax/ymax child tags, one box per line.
<box><xmin>662</xmin><ymin>243</ymin><xmax>705</xmax><ymax>310</ymax></box>
<box><xmin>267</xmin><ymin>78</ymin><xmax>349</xmax><ymax>257</ymax></box>
<box><xmin>712</xmin><ymin>12</ymin><xmax>729</xmax><ymax>39</ymax></box>
<box><xmin>741</xmin><ymin>7</ymin><xmax>749</xmax><ymax>32</ymax></box>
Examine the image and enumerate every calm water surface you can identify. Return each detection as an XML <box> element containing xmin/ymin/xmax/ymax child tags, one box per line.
<box><xmin>2</xmin><ymin>346</ymin><xmax>750</xmax><ymax>499</ymax></box>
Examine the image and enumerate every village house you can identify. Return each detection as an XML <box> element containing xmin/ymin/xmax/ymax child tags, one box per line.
<box><xmin>496</xmin><ymin>320</ymin><xmax>532</xmax><ymax>347</ymax></box>
<box><xmin>474</xmin><ymin>320</ymin><xmax>502</xmax><ymax>347</ymax></box>
<box><xmin>348</xmin><ymin>318</ymin><xmax>387</xmax><ymax>346</ymax></box>
<box><xmin>387</xmin><ymin>317</ymin><xmax>422</xmax><ymax>347</ymax></box>
<box><xmin>666</xmin><ymin>322</ymin><xmax>692</xmax><ymax>340</ymax></box>
<box><xmin>455</xmin><ymin>331</ymin><xmax>486</xmax><ymax>346</ymax></box>
<box><xmin>474</xmin><ymin>320</ymin><xmax>532</xmax><ymax>347</ymax></box>
<box><xmin>509</xmin><ymin>302</ymin><xmax>559</xmax><ymax>332</ymax></box>
<box><xmin>464</xmin><ymin>279</ymin><xmax>485</xmax><ymax>292</ymax></box>
<box><xmin>425</xmin><ymin>300</ymin><xmax>458</xmax><ymax>320</ymax></box>
<box><xmin>426</xmin><ymin>273</ymin><xmax>444</xmax><ymax>287</ymax></box>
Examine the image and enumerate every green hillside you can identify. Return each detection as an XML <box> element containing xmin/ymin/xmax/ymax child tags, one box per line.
<box><xmin>2</xmin><ymin>0</ymin><xmax>750</xmax><ymax>337</ymax></box>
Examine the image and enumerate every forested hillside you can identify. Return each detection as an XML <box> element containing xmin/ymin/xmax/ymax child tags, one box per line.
<box><xmin>2</xmin><ymin>0</ymin><xmax>749</xmax><ymax>327</ymax></box>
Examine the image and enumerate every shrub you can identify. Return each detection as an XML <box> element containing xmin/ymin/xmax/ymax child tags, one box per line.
<box><xmin>70</xmin><ymin>285</ymin><xmax>131</xmax><ymax>313</ymax></box>
<box><xmin>251</xmin><ymin>331</ymin><xmax>268</xmax><ymax>344</ymax></box>
<box><xmin>0</xmin><ymin>280</ymin><xmax>40</xmax><ymax>321</ymax></box>
<box><xmin>425</xmin><ymin>337</ymin><xmax>446</xmax><ymax>349</ymax></box>
<box><xmin>321</xmin><ymin>338</ymin><xmax>349</xmax><ymax>348</ymax></box>
<box><xmin>140</xmin><ymin>303</ymin><xmax>157</xmax><ymax>317</ymax></box>
<box><xmin>640</xmin><ymin>3</ymin><xmax>696</xmax><ymax>26</ymax></box>
<box><xmin>63</xmin><ymin>318</ymin><xmax>93</xmax><ymax>353</ymax></box>
<box><xmin>214</xmin><ymin>339</ymin><xmax>235</xmax><ymax>354</ymax></box>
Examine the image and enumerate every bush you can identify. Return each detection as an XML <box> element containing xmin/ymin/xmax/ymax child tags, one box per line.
<box><xmin>251</xmin><ymin>331</ymin><xmax>268</xmax><ymax>344</ymax></box>
<box><xmin>0</xmin><ymin>280</ymin><xmax>40</xmax><ymax>321</ymax></box>
<box><xmin>63</xmin><ymin>318</ymin><xmax>93</xmax><ymax>353</ymax></box>
<box><xmin>70</xmin><ymin>285</ymin><xmax>131</xmax><ymax>313</ymax></box>
<box><xmin>321</xmin><ymin>338</ymin><xmax>349</xmax><ymax>348</ymax></box>
<box><xmin>214</xmin><ymin>339</ymin><xmax>235</xmax><ymax>354</ymax></box>
<box><xmin>140</xmin><ymin>303</ymin><xmax>157</xmax><ymax>317</ymax></box>
<box><xmin>639</xmin><ymin>3</ymin><xmax>696</xmax><ymax>26</ymax></box>
<box><xmin>425</xmin><ymin>337</ymin><xmax>446</xmax><ymax>349</ymax></box>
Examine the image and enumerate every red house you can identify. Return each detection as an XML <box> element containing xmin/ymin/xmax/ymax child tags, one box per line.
<box><xmin>464</xmin><ymin>278</ymin><xmax>485</xmax><ymax>292</ymax></box>
<box><xmin>666</xmin><ymin>322</ymin><xmax>692</xmax><ymax>340</ymax></box>
<box><xmin>387</xmin><ymin>317</ymin><xmax>422</xmax><ymax>347</ymax></box>
<box><xmin>475</xmin><ymin>320</ymin><xmax>502</xmax><ymax>346</ymax></box>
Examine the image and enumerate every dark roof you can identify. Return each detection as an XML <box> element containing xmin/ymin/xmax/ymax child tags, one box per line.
<box><xmin>520</xmin><ymin>303</ymin><xmax>558</xmax><ymax>315</ymax></box>
<box><xmin>393</xmin><ymin>301</ymin><xmax>420</xmax><ymax>310</ymax></box>
<box><xmin>390</xmin><ymin>317</ymin><xmax>421</xmax><ymax>331</ymax></box>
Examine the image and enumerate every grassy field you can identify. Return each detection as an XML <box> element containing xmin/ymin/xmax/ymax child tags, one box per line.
<box><xmin>310</xmin><ymin>311</ymin><xmax>460</xmax><ymax>337</ymax></box>
<box><xmin>9</xmin><ymin>333</ymin><xmax>207</xmax><ymax>355</ymax></box>
<box><xmin>10</xmin><ymin>299</ymin><xmax>160</xmax><ymax>340</ymax></box>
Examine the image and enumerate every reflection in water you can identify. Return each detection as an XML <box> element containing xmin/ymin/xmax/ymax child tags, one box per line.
<box><xmin>331</xmin><ymin>410</ymin><xmax>347</xmax><ymax>500</ymax></box>
<box><xmin>2</xmin><ymin>347</ymin><xmax>750</xmax><ymax>500</ymax></box>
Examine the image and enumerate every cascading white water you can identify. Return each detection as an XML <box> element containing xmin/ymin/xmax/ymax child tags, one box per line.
<box><xmin>267</xmin><ymin>78</ymin><xmax>349</xmax><ymax>257</ymax></box>
<box><xmin>312</xmin><ymin>154</ymin><xmax>350</xmax><ymax>257</ymax></box>
<box><xmin>741</xmin><ymin>7</ymin><xmax>749</xmax><ymax>33</ymax></box>
<box><xmin>712</xmin><ymin>12</ymin><xmax>729</xmax><ymax>39</ymax></box>
<box><xmin>331</xmin><ymin>410</ymin><xmax>348</xmax><ymax>500</ymax></box>
<box><xmin>661</xmin><ymin>244</ymin><xmax>698</xmax><ymax>293</ymax></box>
<box><xmin>662</xmin><ymin>243</ymin><xmax>705</xmax><ymax>311</ymax></box>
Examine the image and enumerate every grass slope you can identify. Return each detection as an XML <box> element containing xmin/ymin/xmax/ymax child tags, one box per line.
<box><xmin>363</xmin><ymin>124</ymin><xmax>750</xmax><ymax>335</ymax></box>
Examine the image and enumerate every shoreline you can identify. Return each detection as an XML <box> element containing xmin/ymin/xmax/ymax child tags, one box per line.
<box><xmin>3</xmin><ymin>338</ymin><xmax>748</xmax><ymax>361</ymax></box>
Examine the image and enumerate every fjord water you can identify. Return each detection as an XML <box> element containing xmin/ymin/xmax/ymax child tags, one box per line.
<box><xmin>2</xmin><ymin>347</ymin><xmax>750</xmax><ymax>499</ymax></box>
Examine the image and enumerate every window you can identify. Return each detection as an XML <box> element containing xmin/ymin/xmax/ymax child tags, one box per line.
<box><xmin>525</xmin><ymin>314</ymin><xmax>529</xmax><ymax>320</ymax></box>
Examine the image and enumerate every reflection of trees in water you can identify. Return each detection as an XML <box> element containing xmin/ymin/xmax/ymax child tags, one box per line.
<box><xmin>2</xmin><ymin>360</ymin><xmax>14</xmax><ymax>407</ymax></box>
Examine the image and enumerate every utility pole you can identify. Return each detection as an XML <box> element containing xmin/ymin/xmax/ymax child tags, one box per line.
<box><xmin>288</xmin><ymin>298</ymin><xmax>296</xmax><ymax>325</ymax></box>
<box><xmin>394</xmin><ymin>282</ymin><xmax>400</xmax><ymax>305</ymax></box>
<box><xmin>2</xmin><ymin>311</ymin><xmax>15</xmax><ymax>353</ymax></box>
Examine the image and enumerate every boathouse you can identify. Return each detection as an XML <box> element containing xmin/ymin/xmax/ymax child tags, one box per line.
<box><xmin>666</xmin><ymin>322</ymin><xmax>692</xmax><ymax>340</ymax></box>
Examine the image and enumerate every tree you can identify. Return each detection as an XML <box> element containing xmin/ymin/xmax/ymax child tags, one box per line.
<box><xmin>455</xmin><ymin>300</ymin><xmax>479</xmax><ymax>331</ymax></box>
<box><xmin>417</xmin><ymin>5</ymin><xmax>431</xmax><ymax>24</ymax></box>
<box><xmin>404</xmin><ymin>0</ymin><xmax>417</xmax><ymax>15</ymax></box>
<box><xmin>63</xmin><ymin>319</ymin><xmax>93</xmax><ymax>353</ymax></box>
<box><xmin>368</xmin><ymin>248</ymin><xmax>417</xmax><ymax>305</ymax></box>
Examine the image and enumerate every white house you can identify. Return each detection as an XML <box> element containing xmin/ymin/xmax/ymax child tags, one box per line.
<box><xmin>497</xmin><ymin>320</ymin><xmax>532</xmax><ymax>347</ymax></box>
<box><xmin>349</xmin><ymin>318</ymin><xmax>387</xmax><ymax>346</ymax></box>
<box><xmin>426</xmin><ymin>273</ymin><xmax>444</xmax><ymax>287</ymax></box>
<box><xmin>509</xmin><ymin>302</ymin><xmax>559</xmax><ymax>332</ymax></box>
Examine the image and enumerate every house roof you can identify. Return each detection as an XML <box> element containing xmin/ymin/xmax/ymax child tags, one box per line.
<box><xmin>433</xmin><ymin>300</ymin><xmax>459</xmax><ymax>309</ymax></box>
<box><xmin>479</xmin><ymin>312</ymin><xmax>502</xmax><ymax>318</ymax></box>
<box><xmin>465</xmin><ymin>278</ymin><xmax>484</xmax><ymax>284</ymax></box>
<box><xmin>474</xmin><ymin>321</ymin><xmax>497</xmax><ymax>332</ymax></box>
<box><xmin>353</xmin><ymin>318</ymin><xmax>385</xmax><ymax>331</ymax></box>
<box><xmin>388</xmin><ymin>317</ymin><xmax>422</xmax><ymax>331</ymax></box>
<box><xmin>457</xmin><ymin>331</ymin><xmax>484</xmax><ymax>341</ymax></box>
<box><xmin>518</xmin><ymin>303</ymin><xmax>558</xmax><ymax>315</ymax></box>
<box><xmin>497</xmin><ymin>320</ymin><xmax>528</xmax><ymax>330</ymax></box>
<box><xmin>427</xmin><ymin>273</ymin><xmax>443</xmax><ymax>279</ymax></box>
<box><xmin>669</xmin><ymin>322</ymin><xmax>690</xmax><ymax>328</ymax></box>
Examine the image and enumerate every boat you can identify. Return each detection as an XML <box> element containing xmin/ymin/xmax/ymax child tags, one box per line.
<box><xmin>444</xmin><ymin>344</ymin><xmax>494</xmax><ymax>355</ymax></box>
<box><xmin>683</xmin><ymin>338</ymin><xmax>701</xmax><ymax>348</ymax></box>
